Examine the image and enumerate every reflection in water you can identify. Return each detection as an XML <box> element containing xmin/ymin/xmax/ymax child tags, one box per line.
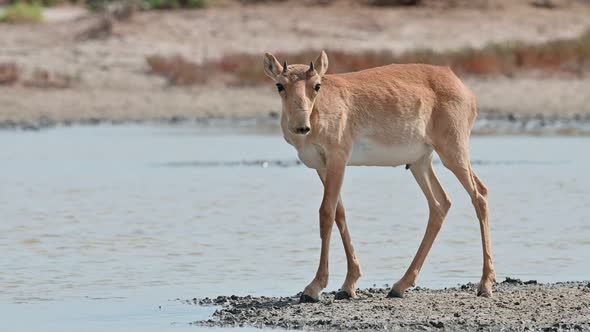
<box><xmin>0</xmin><ymin>125</ymin><xmax>589</xmax><ymax>330</ymax></box>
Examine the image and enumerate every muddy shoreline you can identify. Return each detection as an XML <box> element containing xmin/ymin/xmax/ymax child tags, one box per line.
<box><xmin>192</xmin><ymin>279</ymin><xmax>590</xmax><ymax>331</ymax></box>
<box><xmin>2</xmin><ymin>111</ymin><xmax>590</xmax><ymax>136</ymax></box>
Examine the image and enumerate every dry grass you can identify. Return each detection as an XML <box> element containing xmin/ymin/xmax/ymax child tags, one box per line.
<box><xmin>22</xmin><ymin>69</ymin><xmax>73</xmax><ymax>89</ymax></box>
<box><xmin>146</xmin><ymin>55</ymin><xmax>209</xmax><ymax>85</ymax></box>
<box><xmin>0</xmin><ymin>63</ymin><xmax>74</xmax><ymax>88</ymax></box>
<box><xmin>0</xmin><ymin>63</ymin><xmax>19</xmax><ymax>85</ymax></box>
<box><xmin>75</xmin><ymin>16</ymin><xmax>113</xmax><ymax>41</ymax></box>
<box><xmin>147</xmin><ymin>29</ymin><xmax>590</xmax><ymax>86</ymax></box>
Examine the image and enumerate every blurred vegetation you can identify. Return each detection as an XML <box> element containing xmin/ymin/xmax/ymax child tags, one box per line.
<box><xmin>85</xmin><ymin>0</ymin><xmax>207</xmax><ymax>10</ymax></box>
<box><xmin>2</xmin><ymin>0</ymin><xmax>582</xmax><ymax>10</ymax></box>
<box><xmin>4</xmin><ymin>0</ymin><xmax>80</xmax><ymax>6</ymax></box>
<box><xmin>0</xmin><ymin>1</ymin><xmax>43</xmax><ymax>23</ymax></box>
<box><xmin>142</xmin><ymin>0</ymin><xmax>207</xmax><ymax>9</ymax></box>
<box><xmin>147</xmin><ymin>29</ymin><xmax>590</xmax><ymax>86</ymax></box>
<box><xmin>22</xmin><ymin>68</ymin><xmax>74</xmax><ymax>88</ymax></box>
<box><xmin>0</xmin><ymin>62</ymin><xmax>74</xmax><ymax>88</ymax></box>
<box><xmin>370</xmin><ymin>0</ymin><xmax>421</xmax><ymax>6</ymax></box>
<box><xmin>146</xmin><ymin>55</ymin><xmax>209</xmax><ymax>85</ymax></box>
<box><xmin>0</xmin><ymin>63</ymin><xmax>19</xmax><ymax>84</ymax></box>
<box><xmin>238</xmin><ymin>0</ymin><xmax>287</xmax><ymax>4</ymax></box>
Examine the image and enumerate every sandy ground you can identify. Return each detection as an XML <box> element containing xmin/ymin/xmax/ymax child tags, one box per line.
<box><xmin>2</xmin><ymin>82</ymin><xmax>590</xmax><ymax>134</ymax></box>
<box><xmin>1</xmin><ymin>2</ymin><xmax>590</xmax><ymax>129</ymax></box>
<box><xmin>194</xmin><ymin>280</ymin><xmax>590</xmax><ymax>331</ymax></box>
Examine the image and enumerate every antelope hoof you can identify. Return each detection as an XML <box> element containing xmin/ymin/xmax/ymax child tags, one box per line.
<box><xmin>477</xmin><ymin>277</ymin><xmax>494</xmax><ymax>297</ymax></box>
<box><xmin>299</xmin><ymin>294</ymin><xmax>319</xmax><ymax>303</ymax></box>
<box><xmin>477</xmin><ymin>285</ymin><xmax>493</xmax><ymax>298</ymax></box>
<box><xmin>334</xmin><ymin>290</ymin><xmax>353</xmax><ymax>300</ymax></box>
<box><xmin>386</xmin><ymin>288</ymin><xmax>404</xmax><ymax>298</ymax></box>
<box><xmin>387</xmin><ymin>281</ymin><xmax>408</xmax><ymax>298</ymax></box>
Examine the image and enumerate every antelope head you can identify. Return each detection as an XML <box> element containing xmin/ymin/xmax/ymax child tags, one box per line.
<box><xmin>263</xmin><ymin>51</ymin><xmax>329</xmax><ymax>136</ymax></box>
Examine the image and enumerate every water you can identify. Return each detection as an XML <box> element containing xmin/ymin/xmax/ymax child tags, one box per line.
<box><xmin>1</xmin><ymin>125</ymin><xmax>589</xmax><ymax>331</ymax></box>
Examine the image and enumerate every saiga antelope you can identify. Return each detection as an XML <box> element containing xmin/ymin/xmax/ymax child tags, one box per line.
<box><xmin>263</xmin><ymin>51</ymin><xmax>495</xmax><ymax>302</ymax></box>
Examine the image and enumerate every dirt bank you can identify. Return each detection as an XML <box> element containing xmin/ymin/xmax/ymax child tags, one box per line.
<box><xmin>2</xmin><ymin>83</ymin><xmax>590</xmax><ymax>135</ymax></box>
<box><xmin>1</xmin><ymin>3</ymin><xmax>590</xmax><ymax>129</ymax></box>
<box><xmin>193</xmin><ymin>280</ymin><xmax>590</xmax><ymax>331</ymax></box>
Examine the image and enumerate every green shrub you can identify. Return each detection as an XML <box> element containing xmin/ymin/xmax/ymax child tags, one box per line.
<box><xmin>38</xmin><ymin>0</ymin><xmax>65</xmax><ymax>6</ymax></box>
<box><xmin>86</xmin><ymin>0</ymin><xmax>207</xmax><ymax>10</ymax></box>
<box><xmin>142</xmin><ymin>0</ymin><xmax>207</xmax><ymax>9</ymax></box>
<box><xmin>85</xmin><ymin>0</ymin><xmax>107</xmax><ymax>11</ymax></box>
<box><xmin>7</xmin><ymin>0</ymin><xmax>66</xmax><ymax>5</ymax></box>
<box><xmin>186</xmin><ymin>0</ymin><xmax>207</xmax><ymax>8</ymax></box>
<box><xmin>0</xmin><ymin>1</ymin><xmax>43</xmax><ymax>23</ymax></box>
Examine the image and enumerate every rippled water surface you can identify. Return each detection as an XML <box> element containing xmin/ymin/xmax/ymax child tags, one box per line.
<box><xmin>1</xmin><ymin>125</ymin><xmax>589</xmax><ymax>331</ymax></box>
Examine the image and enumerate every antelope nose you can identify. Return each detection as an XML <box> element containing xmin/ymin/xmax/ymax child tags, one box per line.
<box><xmin>295</xmin><ymin>126</ymin><xmax>311</xmax><ymax>135</ymax></box>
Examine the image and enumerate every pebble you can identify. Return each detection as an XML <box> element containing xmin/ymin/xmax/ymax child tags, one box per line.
<box><xmin>192</xmin><ymin>280</ymin><xmax>590</xmax><ymax>331</ymax></box>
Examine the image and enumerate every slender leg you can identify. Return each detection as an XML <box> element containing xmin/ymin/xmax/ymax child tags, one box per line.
<box><xmin>318</xmin><ymin>171</ymin><xmax>362</xmax><ymax>300</ymax></box>
<box><xmin>388</xmin><ymin>153</ymin><xmax>451</xmax><ymax>298</ymax></box>
<box><xmin>334</xmin><ymin>197</ymin><xmax>362</xmax><ymax>299</ymax></box>
<box><xmin>438</xmin><ymin>147</ymin><xmax>496</xmax><ymax>297</ymax></box>
<box><xmin>315</xmin><ymin>170</ymin><xmax>362</xmax><ymax>300</ymax></box>
<box><xmin>300</xmin><ymin>158</ymin><xmax>347</xmax><ymax>303</ymax></box>
<box><xmin>473</xmin><ymin>173</ymin><xmax>488</xmax><ymax>198</ymax></box>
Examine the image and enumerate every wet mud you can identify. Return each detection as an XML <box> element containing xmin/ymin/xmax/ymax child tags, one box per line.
<box><xmin>193</xmin><ymin>279</ymin><xmax>590</xmax><ymax>331</ymax></box>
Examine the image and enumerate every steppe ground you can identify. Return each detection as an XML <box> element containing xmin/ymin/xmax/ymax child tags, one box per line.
<box><xmin>1</xmin><ymin>1</ymin><xmax>590</xmax><ymax>126</ymax></box>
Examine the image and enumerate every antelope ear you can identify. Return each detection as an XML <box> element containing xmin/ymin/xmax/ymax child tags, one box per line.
<box><xmin>263</xmin><ymin>53</ymin><xmax>283</xmax><ymax>81</ymax></box>
<box><xmin>313</xmin><ymin>50</ymin><xmax>328</xmax><ymax>77</ymax></box>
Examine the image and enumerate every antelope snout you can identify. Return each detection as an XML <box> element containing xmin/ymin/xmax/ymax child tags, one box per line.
<box><xmin>294</xmin><ymin>126</ymin><xmax>311</xmax><ymax>135</ymax></box>
<box><xmin>286</xmin><ymin>109</ymin><xmax>312</xmax><ymax>135</ymax></box>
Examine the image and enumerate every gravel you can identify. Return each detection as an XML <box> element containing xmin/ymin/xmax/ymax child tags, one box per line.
<box><xmin>192</xmin><ymin>280</ymin><xmax>590</xmax><ymax>331</ymax></box>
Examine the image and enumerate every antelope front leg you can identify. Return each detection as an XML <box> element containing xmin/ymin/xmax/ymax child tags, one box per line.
<box><xmin>300</xmin><ymin>158</ymin><xmax>347</xmax><ymax>303</ymax></box>
<box><xmin>315</xmin><ymin>170</ymin><xmax>362</xmax><ymax>300</ymax></box>
<box><xmin>333</xmin><ymin>197</ymin><xmax>362</xmax><ymax>300</ymax></box>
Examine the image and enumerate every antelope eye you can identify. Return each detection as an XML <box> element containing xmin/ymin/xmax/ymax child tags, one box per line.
<box><xmin>314</xmin><ymin>83</ymin><xmax>321</xmax><ymax>92</ymax></box>
<box><xmin>276</xmin><ymin>83</ymin><xmax>284</xmax><ymax>92</ymax></box>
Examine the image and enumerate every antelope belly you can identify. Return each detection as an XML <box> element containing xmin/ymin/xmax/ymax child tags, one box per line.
<box><xmin>348</xmin><ymin>137</ymin><xmax>428</xmax><ymax>167</ymax></box>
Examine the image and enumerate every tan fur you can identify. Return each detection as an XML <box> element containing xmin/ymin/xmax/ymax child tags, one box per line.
<box><xmin>263</xmin><ymin>51</ymin><xmax>495</xmax><ymax>301</ymax></box>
